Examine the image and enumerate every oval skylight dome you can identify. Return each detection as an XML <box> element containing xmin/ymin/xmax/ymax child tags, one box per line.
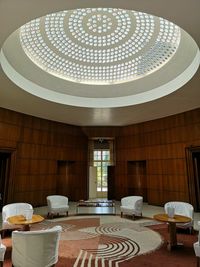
<box><xmin>0</xmin><ymin>8</ymin><xmax>199</xmax><ymax>108</ymax></box>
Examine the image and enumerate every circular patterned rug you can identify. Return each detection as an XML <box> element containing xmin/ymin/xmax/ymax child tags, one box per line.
<box><xmin>31</xmin><ymin>216</ymin><xmax>163</xmax><ymax>266</ymax></box>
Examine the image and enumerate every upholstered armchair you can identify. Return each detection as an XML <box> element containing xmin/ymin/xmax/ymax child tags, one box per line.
<box><xmin>47</xmin><ymin>195</ymin><xmax>69</xmax><ymax>218</ymax></box>
<box><xmin>194</xmin><ymin>222</ymin><xmax>200</xmax><ymax>267</ymax></box>
<box><xmin>164</xmin><ymin>201</ymin><xmax>194</xmax><ymax>233</ymax></box>
<box><xmin>0</xmin><ymin>239</ymin><xmax>6</xmax><ymax>267</ymax></box>
<box><xmin>11</xmin><ymin>225</ymin><xmax>62</xmax><ymax>267</ymax></box>
<box><xmin>120</xmin><ymin>196</ymin><xmax>143</xmax><ymax>219</ymax></box>
<box><xmin>2</xmin><ymin>203</ymin><xmax>33</xmax><ymax>232</ymax></box>
<box><xmin>194</xmin><ymin>241</ymin><xmax>200</xmax><ymax>267</ymax></box>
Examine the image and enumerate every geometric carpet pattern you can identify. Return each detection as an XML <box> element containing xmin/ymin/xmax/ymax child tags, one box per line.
<box><xmin>3</xmin><ymin>216</ymin><xmax>197</xmax><ymax>267</ymax></box>
<box><xmin>31</xmin><ymin>216</ymin><xmax>163</xmax><ymax>267</ymax></box>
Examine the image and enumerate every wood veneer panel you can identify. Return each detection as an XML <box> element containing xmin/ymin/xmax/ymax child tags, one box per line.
<box><xmin>147</xmin><ymin>159</ymin><xmax>186</xmax><ymax>175</ymax></box>
<box><xmin>14</xmin><ymin>175</ymin><xmax>29</xmax><ymax>191</ymax></box>
<box><xmin>15</xmin><ymin>159</ymin><xmax>30</xmax><ymax>174</ymax></box>
<box><xmin>147</xmin><ymin>189</ymin><xmax>163</xmax><ymax>205</ymax></box>
<box><xmin>1</xmin><ymin>107</ymin><xmax>200</xmax><ymax>206</ymax></box>
<box><xmin>0</xmin><ymin>140</ymin><xmax>17</xmax><ymax>148</ymax></box>
<box><xmin>0</xmin><ymin>108</ymin><xmax>22</xmax><ymax>125</ymax></box>
<box><xmin>0</xmin><ymin>123</ymin><xmax>21</xmax><ymax>141</ymax></box>
<box><xmin>162</xmin><ymin>174</ymin><xmax>188</xmax><ymax>191</ymax></box>
<box><xmin>184</xmin><ymin>109</ymin><xmax>200</xmax><ymax>124</ymax></box>
<box><xmin>162</xmin><ymin>191</ymin><xmax>189</xmax><ymax>203</ymax></box>
<box><xmin>118</xmin><ymin>147</ymin><xmax>146</xmax><ymax>160</ymax></box>
<box><xmin>0</xmin><ymin>108</ymin><xmax>88</xmax><ymax>206</ymax></box>
<box><xmin>115</xmin><ymin>109</ymin><xmax>200</xmax><ymax>205</ymax></box>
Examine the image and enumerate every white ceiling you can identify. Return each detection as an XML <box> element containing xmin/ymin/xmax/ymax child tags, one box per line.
<box><xmin>0</xmin><ymin>0</ymin><xmax>200</xmax><ymax>126</ymax></box>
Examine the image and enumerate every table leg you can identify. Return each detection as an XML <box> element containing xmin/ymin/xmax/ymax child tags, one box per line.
<box><xmin>197</xmin><ymin>257</ymin><xmax>200</xmax><ymax>267</ymax></box>
<box><xmin>113</xmin><ymin>205</ymin><xmax>116</xmax><ymax>215</ymax></box>
<box><xmin>167</xmin><ymin>222</ymin><xmax>177</xmax><ymax>250</ymax></box>
<box><xmin>76</xmin><ymin>205</ymin><xmax>79</xmax><ymax>215</ymax></box>
<box><xmin>22</xmin><ymin>224</ymin><xmax>30</xmax><ymax>231</ymax></box>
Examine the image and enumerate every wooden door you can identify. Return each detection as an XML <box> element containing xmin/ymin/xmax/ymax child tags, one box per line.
<box><xmin>107</xmin><ymin>165</ymin><xmax>115</xmax><ymax>200</ymax></box>
<box><xmin>186</xmin><ymin>146</ymin><xmax>200</xmax><ymax>211</ymax></box>
<box><xmin>0</xmin><ymin>149</ymin><xmax>16</xmax><ymax>209</ymax></box>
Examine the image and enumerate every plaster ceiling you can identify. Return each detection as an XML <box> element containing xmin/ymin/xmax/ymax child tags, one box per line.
<box><xmin>0</xmin><ymin>0</ymin><xmax>200</xmax><ymax>126</ymax></box>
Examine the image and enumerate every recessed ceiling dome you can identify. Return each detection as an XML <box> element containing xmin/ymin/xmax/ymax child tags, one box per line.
<box><xmin>19</xmin><ymin>8</ymin><xmax>181</xmax><ymax>85</ymax></box>
<box><xmin>0</xmin><ymin>8</ymin><xmax>199</xmax><ymax>108</ymax></box>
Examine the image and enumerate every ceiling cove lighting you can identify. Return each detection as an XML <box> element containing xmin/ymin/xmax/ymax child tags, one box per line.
<box><xmin>19</xmin><ymin>8</ymin><xmax>181</xmax><ymax>85</ymax></box>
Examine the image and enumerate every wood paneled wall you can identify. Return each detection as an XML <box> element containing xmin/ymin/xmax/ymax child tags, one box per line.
<box><xmin>1</xmin><ymin>107</ymin><xmax>200</xmax><ymax>207</ymax></box>
<box><xmin>115</xmin><ymin>108</ymin><xmax>200</xmax><ymax>205</ymax></box>
<box><xmin>0</xmin><ymin>108</ymin><xmax>88</xmax><ymax>206</ymax></box>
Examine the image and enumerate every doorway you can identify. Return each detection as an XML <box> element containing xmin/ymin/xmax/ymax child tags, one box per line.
<box><xmin>186</xmin><ymin>146</ymin><xmax>200</xmax><ymax>211</ymax></box>
<box><xmin>93</xmin><ymin>149</ymin><xmax>110</xmax><ymax>198</ymax></box>
<box><xmin>0</xmin><ymin>150</ymin><xmax>13</xmax><ymax>209</ymax></box>
<box><xmin>56</xmin><ymin>160</ymin><xmax>75</xmax><ymax>198</ymax></box>
<box><xmin>88</xmin><ymin>138</ymin><xmax>115</xmax><ymax>200</ymax></box>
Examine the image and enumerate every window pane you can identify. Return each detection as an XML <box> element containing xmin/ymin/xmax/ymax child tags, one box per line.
<box><xmin>98</xmin><ymin>151</ymin><xmax>101</xmax><ymax>160</ymax></box>
<box><xmin>97</xmin><ymin>178</ymin><xmax>101</xmax><ymax>188</ymax></box>
<box><xmin>102</xmin><ymin>187</ymin><xmax>108</xmax><ymax>191</ymax></box>
<box><xmin>102</xmin><ymin>167</ymin><xmax>107</xmax><ymax>175</ymax></box>
<box><xmin>102</xmin><ymin>151</ymin><xmax>110</xmax><ymax>160</ymax></box>
<box><xmin>96</xmin><ymin>166</ymin><xmax>101</xmax><ymax>178</ymax></box>
<box><xmin>93</xmin><ymin>151</ymin><xmax>98</xmax><ymax>160</ymax></box>
<box><xmin>102</xmin><ymin>162</ymin><xmax>109</xmax><ymax>168</ymax></box>
<box><xmin>94</xmin><ymin>150</ymin><xmax>101</xmax><ymax>160</ymax></box>
<box><xmin>102</xmin><ymin>176</ymin><xmax>107</xmax><ymax>187</ymax></box>
<box><xmin>94</xmin><ymin>162</ymin><xmax>101</xmax><ymax>167</ymax></box>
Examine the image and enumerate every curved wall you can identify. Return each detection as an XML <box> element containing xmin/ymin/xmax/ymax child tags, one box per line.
<box><xmin>0</xmin><ymin>107</ymin><xmax>200</xmax><ymax>207</ymax></box>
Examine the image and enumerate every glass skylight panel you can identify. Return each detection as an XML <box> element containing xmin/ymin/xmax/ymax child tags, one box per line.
<box><xmin>20</xmin><ymin>8</ymin><xmax>180</xmax><ymax>85</ymax></box>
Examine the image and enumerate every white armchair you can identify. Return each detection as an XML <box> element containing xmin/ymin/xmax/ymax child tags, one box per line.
<box><xmin>164</xmin><ymin>201</ymin><xmax>194</xmax><ymax>233</ymax></box>
<box><xmin>12</xmin><ymin>225</ymin><xmax>62</xmax><ymax>267</ymax></box>
<box><xmin>194</xmin><ymin>241</ymin><xmax>200</xmax><ymax>267</ymax></box>
<box><xmin>120</xmin><ymin>196</ymin><xmax>143</xmax><ymax>219</ymax></box>
<box><xmin>2</xmin><ymin>203</ymin><xmax>33</xmax><ymax>231</ymax></box>
<box><xmin>47</xmin><ymin>195</ymin><xmax>69</xmax><ymax>218</ymax></box>
<box><xmin>0</xmin><ymin>237</ymin><xmax>6</xmax><ymax>267</ymax></box>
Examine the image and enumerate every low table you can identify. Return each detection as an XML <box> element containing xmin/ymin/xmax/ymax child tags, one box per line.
<box><xmin>153</xmin><ymin>213</ymin><xmax>191</xmax><ymax>251</ymax></box>
<box><xmin>76</xmin><ymin>200</ymin><xmax>116</xmax><ymax>215</ymax></box>
<box><xmin>7</xmin><ymin>214</ymin><xmax>44</xmax><ymax>231</ymax></box>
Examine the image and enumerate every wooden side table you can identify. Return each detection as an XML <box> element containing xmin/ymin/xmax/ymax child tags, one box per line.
<box><xmin>153</xmin><ymin>213</ymin><xmax>191</xmax><ymax>251</ymax></box>
<box><xmin>7</xmin><ymin>214</ymin><xmax>44</xmax><ymax>231</ymax></box>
